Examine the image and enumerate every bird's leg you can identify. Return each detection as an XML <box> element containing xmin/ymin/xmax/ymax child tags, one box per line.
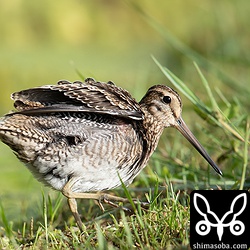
<box><xmin>62</xmin><ymin>178</ymin><xmax>149</xmax><ymax>229</ymax></box>
<box><xmin>67</xmin><ymin>198</ymin><xmax>83</xmax><ymax>230</ymax></box>
<box><xmin>62</xmin><ymin>180</ymin><xmax>85</xmax><ymax>230</ymax></box>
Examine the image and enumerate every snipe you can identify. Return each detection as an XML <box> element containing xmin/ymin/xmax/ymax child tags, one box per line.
<box><xmin>0</xmin><ymin>78</ymin><xmax>222</xmax><ymax>229</ymax></box>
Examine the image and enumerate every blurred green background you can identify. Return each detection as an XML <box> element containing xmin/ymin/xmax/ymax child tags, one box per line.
<box><xmin>0</xmin><ymin>0</ymin><xmax>249</xmax><ymax>222</ymax></box>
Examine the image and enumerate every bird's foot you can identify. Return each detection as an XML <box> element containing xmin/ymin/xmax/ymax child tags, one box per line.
<box><xmin>97</xmin><ymin>193</ymin><xmax>150</xmax><ymax>213</ymax></box>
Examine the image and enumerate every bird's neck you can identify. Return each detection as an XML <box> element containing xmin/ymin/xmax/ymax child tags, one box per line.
<box><xmin>139</xmin><ymin>108</ymin><xmax>165</xmax><ymax>164</ymax></box>
<box><xmin>144</xmin><ymin>117</ymin><xmax>164</xmax><ymax>152</ymax></box>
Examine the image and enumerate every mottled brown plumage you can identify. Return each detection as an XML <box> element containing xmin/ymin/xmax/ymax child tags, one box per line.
<box><xmin>0</xmin><ymin>78</ymin><xmax>222</xmax><ymax>229</ymax></box>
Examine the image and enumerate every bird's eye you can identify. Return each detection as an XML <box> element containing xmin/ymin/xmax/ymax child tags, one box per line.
<box><xmin>163</xmin><ymin>96</ymin><xmax>171</xmax><ymax>104</ymax></box>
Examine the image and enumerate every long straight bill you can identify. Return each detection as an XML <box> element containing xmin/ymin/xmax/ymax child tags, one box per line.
<box><xmin>176</xmin><ymin>117</ymin><xmax>222</xmax><ymax>176</ymax></box>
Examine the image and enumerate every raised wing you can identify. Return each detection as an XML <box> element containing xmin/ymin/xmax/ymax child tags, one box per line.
<box><xmin>10</xmin><ymin>78</ymin><xmax>144</xmax><ymax>120</ymax></box>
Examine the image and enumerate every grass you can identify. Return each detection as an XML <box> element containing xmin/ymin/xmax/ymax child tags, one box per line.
<box><xmin>0</xmin><ymin>1</ymin><xmax>250</xmax><ymax>249</ymax></box>
<box><xmin>0</xmin><ymin>182</ymin><xmax>190</xmax><ymax>249</ymax></box>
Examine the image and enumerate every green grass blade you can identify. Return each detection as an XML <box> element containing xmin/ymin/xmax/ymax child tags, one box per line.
<box><xmin>41</xmin><ymin>189</ymin><xmax>49</xmax><ymax>246</ymax></box>
<box><xmin>0</xmin><ymin>202</ymin><xmax>19</xmax><ymax>248</ymax></box>
<box><xmin>240</xmin><ymin>119</ymin><xmax>250</xmax><ymax>190</ymax></box>
<box><xmin>118</xmin><ymin>174</ymin><xmax>136</xmax><ymax>211</ymax></box>
<box><xmin>194</xmin><ymin>62</ymin><xmax>245</xmax><ymax>142</ymax></box>
<box><xmin>51</xmin><ymin>193</ymin><xmax>63</xmax><ymax>223</ymax></box>
<box><xmin>121</xmin><ymin>211</ymin><xmax>134</xmax><ymax>247</ymax></box>
<box><xmin>194</xmin><ymin>62</ymin><xmax>219</xmax><ymax>111</ymax></box>
<box><xmin>96</xmin><ymin>222</ymin><xmax>108</xmax><ymax>250</ymax></box>
<box><xmin>0</xmin><ymin>202</ymin><xmax>12</xmax><ymax>238</ymax></box>
<box><xmin>70</xmin><ymin>61</ymin><xmax>86</xmax><ymax>81</ymax></box>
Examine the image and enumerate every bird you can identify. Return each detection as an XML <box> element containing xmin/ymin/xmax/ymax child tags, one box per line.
<box><xmin>0</xmin><ymin>78</ymin><xmax>222</xmax><ymax>229</ymax></box>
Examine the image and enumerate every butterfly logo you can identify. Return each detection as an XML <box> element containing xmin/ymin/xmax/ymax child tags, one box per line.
<box><xmin>193</xmin><ymin>193</ymin><xmax>247</xmax><ymax>241</ymax></box>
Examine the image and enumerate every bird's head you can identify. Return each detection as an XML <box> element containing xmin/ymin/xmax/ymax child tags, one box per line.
<box><xmin>140</xmin><ymin>85</ymin><xmax>222</xmax><ymax>176</ymax></box>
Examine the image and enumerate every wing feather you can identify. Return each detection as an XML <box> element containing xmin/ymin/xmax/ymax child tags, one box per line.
<box><xmin>10</xmin><ymin>78</ymin><xmax>144</xmax><ymax>120</ymax></box>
